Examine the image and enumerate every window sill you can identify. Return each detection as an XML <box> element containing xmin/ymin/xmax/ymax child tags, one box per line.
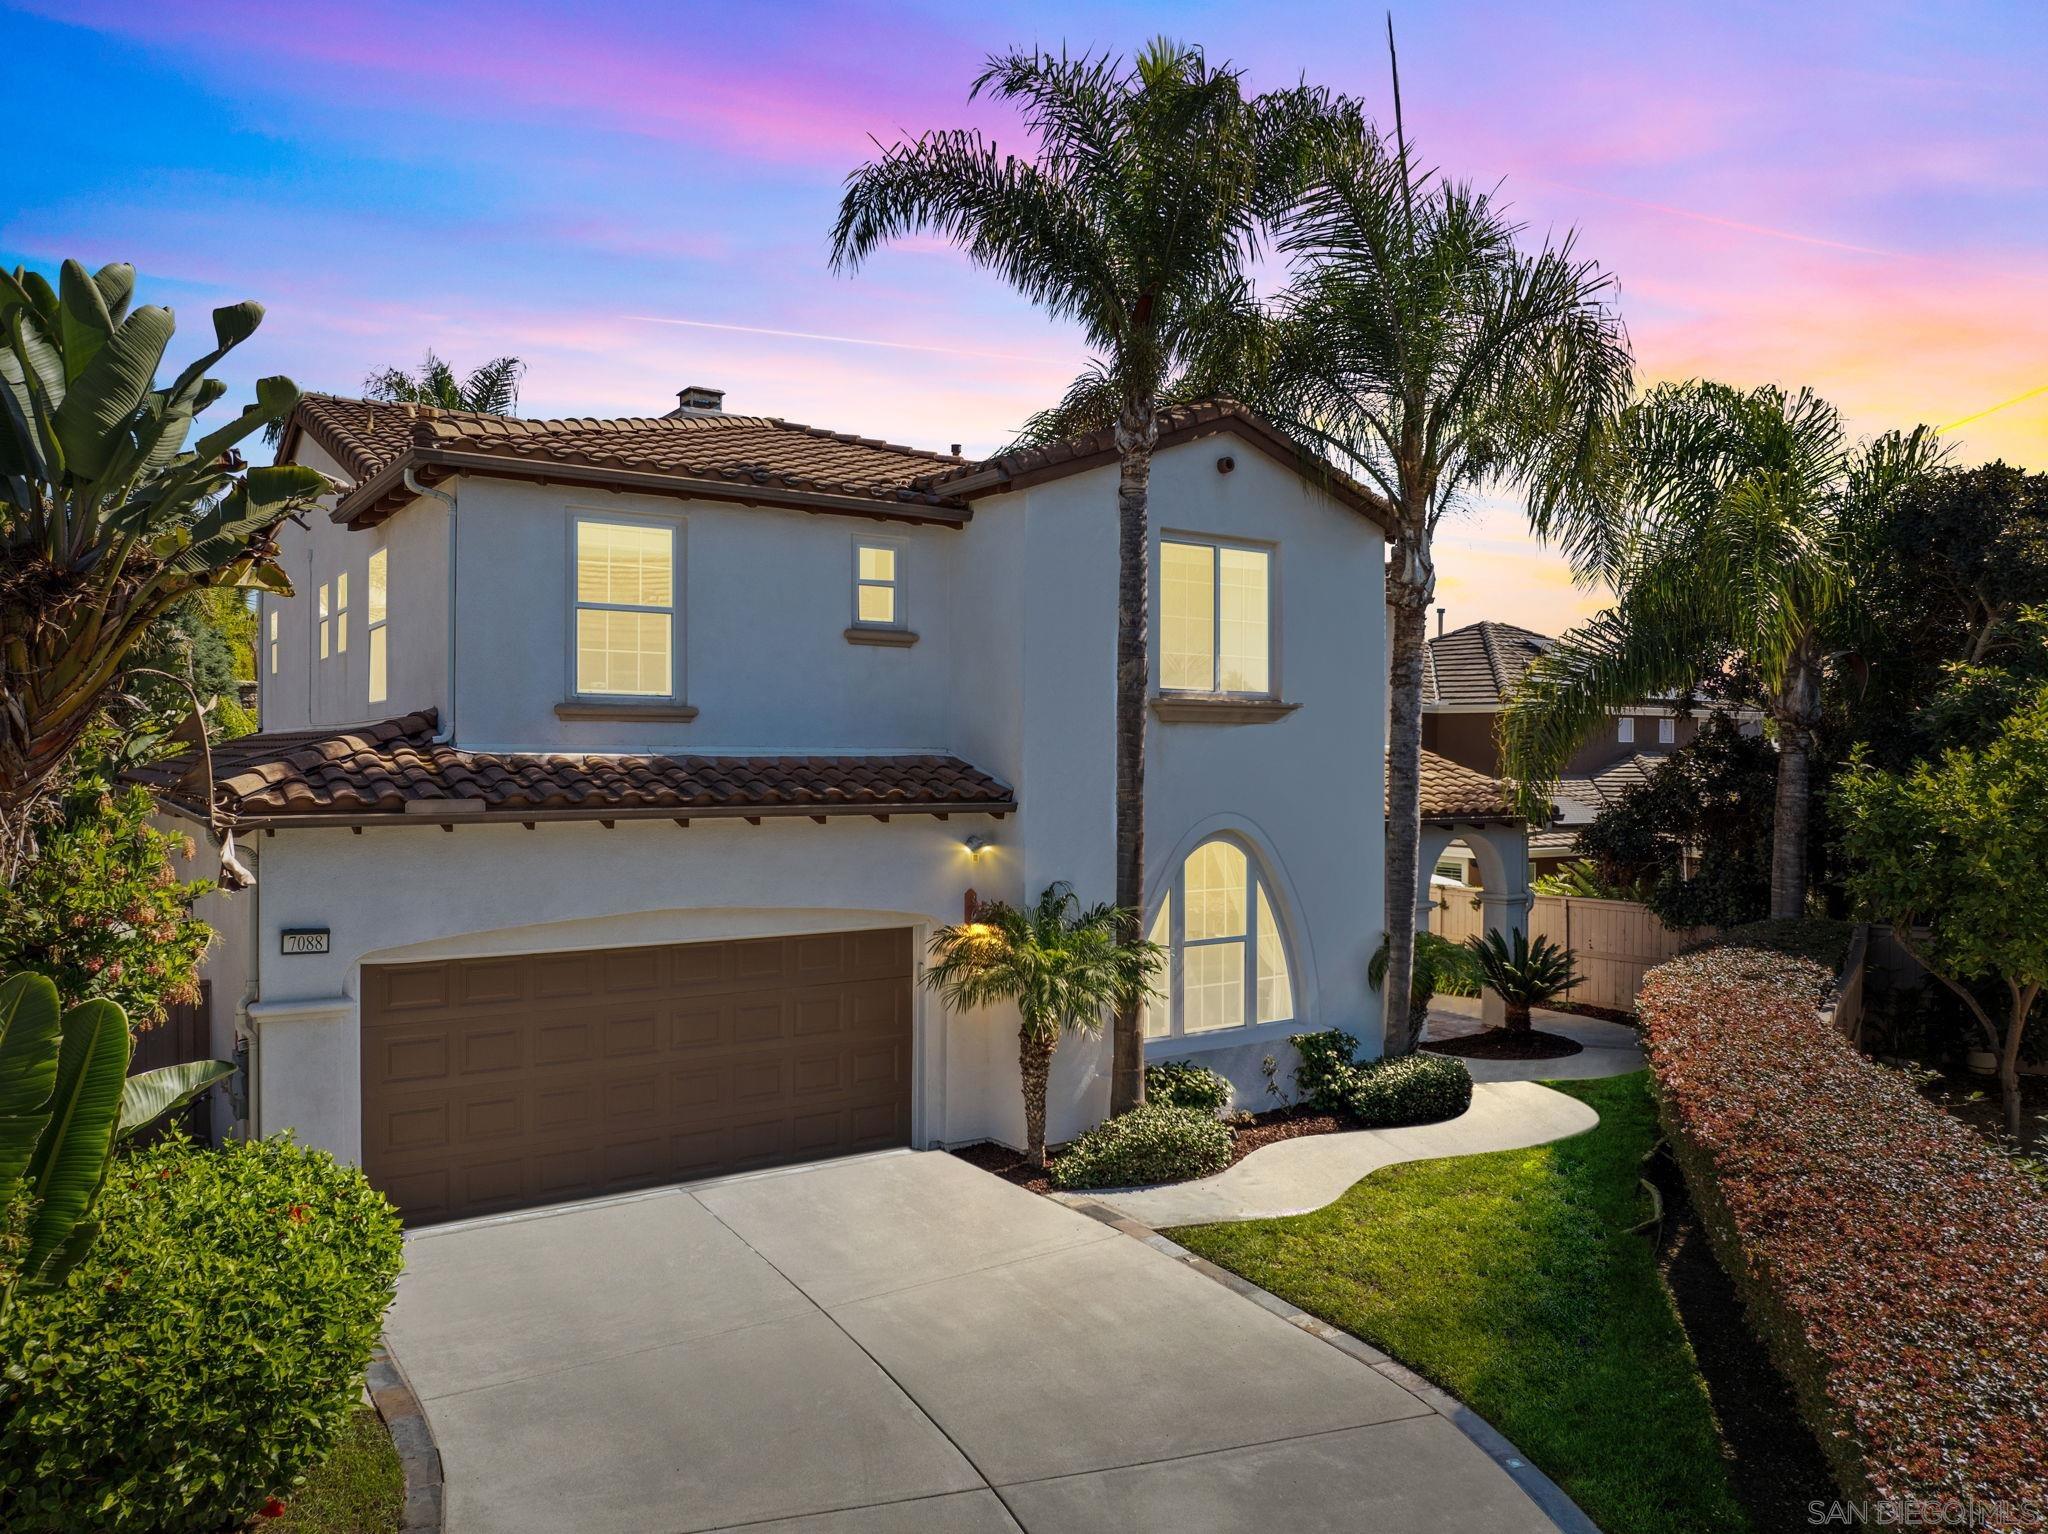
<box><xmin>1144</xmin><ymin>1018</ymin><xmax>1307</xmax><ymax>1058</ymax></box>
<box><xmin>844</xmin><ymin>626</ymin><xmax>919</xmax><ymax>648</ymax></box>
<box><xmin>1149</xmin><ymin>695</ymin><xmax>1299</xmax><ymax>725</ymax></box>
<box><xmin>554</xmin><ymin>699</ymin><xmax>700</xmax><ymax>722</ymax></box>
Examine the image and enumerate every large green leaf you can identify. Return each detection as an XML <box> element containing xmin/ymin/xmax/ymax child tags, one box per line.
<box><xmin>163</xmin><ymin>461</ymin><xmax>328</xmax><ymax>576</ymax></box>
<box><xmin>56</xmin><ymin>258</ymin><xmax>117</xmax><ymax>385</ymax></box>
<box><xmin>91</xmin><ymin>261</ymin><xmax>136</xmax><ymax>327</ymax></box>
<box><xmin>19</xmin><ymin>997</ymin><xmax>130</xmax><ymax>1286</ymax></box>
<box><xmin>117</xmin><ymin>1058</ymin><xmax>234</xmax><ymax>1141</ymax></box>
<box><xmin>50</xmin><ymin>302</ymin><xmax>174</xmax><ymax>481</ymax></box>
<box><xmin>0</xmin><ymin>974</ymin><xmax>62</xmax><ymax>1195</ymax></box>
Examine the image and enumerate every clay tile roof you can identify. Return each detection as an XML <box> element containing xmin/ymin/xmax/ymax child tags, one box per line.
<box><xmin>1411</xmin><ymin>749</ymin><xmax>1521</xmax><ymax>824</ymax></box>
<box><xmin>281</xmin><ymin>395</ymin><xmax>973</xmax><ymax>528</ymax></box>
<box><xmin>132</xmin><ymin>711</ymin><xmax>1015</xmax><ymax>826</ymax></box>
<box><xmin>1423</xmin><ymin>621</ymin><xmax>1556</xmax><ymax>707</ymax></box>
<box><xmin>915</xmin><ymin>399</ymin><xmax>1394</xmax><ymax>530</ymax></box>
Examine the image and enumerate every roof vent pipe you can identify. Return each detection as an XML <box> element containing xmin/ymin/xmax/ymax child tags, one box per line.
<box><xmin>1436</xmin><ymin>606</ymin><xmax>1446</xmax><ymax>638</ymax></box>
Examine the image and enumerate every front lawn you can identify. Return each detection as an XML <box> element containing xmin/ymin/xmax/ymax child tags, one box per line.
<box><xmin>1170</xmin><ymin>1072</ymin><xmax>1749</xmax><ymax>1534</ymax></box>
<box><xmin>259</xmin><ymin>1408</ymin><xmax>404</xmax><ymax>1534</ymax></box>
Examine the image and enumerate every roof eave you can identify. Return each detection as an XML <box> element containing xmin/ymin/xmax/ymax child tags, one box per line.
<box><xmin>223</xmin><ymin>798</ymin><xmax>1017</xmax><ymax>832</ymax></box>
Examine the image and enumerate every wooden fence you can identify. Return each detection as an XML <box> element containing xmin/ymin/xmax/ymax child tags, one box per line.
<box><xmin>1427</xmin><ymin>889</ymin><xmax>1712</xmax><ymax>1013</ymax></box>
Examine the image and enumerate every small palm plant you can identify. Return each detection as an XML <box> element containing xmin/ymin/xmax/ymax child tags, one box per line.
<box><xmin>925</xmin><ymin>883</ymin><xmax>1162</xmax><ymax>1168</ymax></box>
<box><xmin>1368</xmin><ymin>930</ymin><xmax>1479</xmax><ymax>1016</ymax></box>
<box><xmin>1463</xmin><ymin>930</ymin><xmax>1583</xmax><ymax>1033</ymax></box>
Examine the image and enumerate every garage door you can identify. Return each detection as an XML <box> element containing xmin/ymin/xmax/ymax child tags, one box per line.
<box><xmin>360</xmin><ymin>929</ymin><xmax>914</xmax><ymax>1224</ymax></box>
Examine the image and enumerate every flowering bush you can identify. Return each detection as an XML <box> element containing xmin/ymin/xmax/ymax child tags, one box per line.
<box><xmin>0</xmin><ymin>777</ymin><xmax>212</xmax><ymax>1025</ymax></box>
<box><xmin>1641</xmin><ymin>943</ymin><xmax>2048</xmax><ymax>1526</ymax></box>
<box><xmin>1051</xmin><ymin>1103</ymin><xmax>1232</xmax><ymax>1190</ymax></box>
<box><xmin>1288</xmin><ymin>1029</ymin><xmax>1472</xmax><ymax>1126</ymax></box>
<box><xmin>0</xmin><ymin>1135</ymin><xmax>402</xmax><ymax>1534</ymax></box>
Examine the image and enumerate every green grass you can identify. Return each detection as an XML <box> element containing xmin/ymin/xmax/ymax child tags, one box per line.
<box><xmin>1171</xmin><ymin>1072</ymin><xmax>1747</xmax><ymax>1534</ymax></box>
<box><xmin>265</xmin><ymin>1407</ymin><xmax>405</xmax><ymax>1534</ymax></box>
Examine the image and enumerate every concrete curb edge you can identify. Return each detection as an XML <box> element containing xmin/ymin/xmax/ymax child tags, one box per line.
<box><xmin>368</xmin><ymin>1340</ymin><xmax>445</xmax><ymax>1534</ymax></box>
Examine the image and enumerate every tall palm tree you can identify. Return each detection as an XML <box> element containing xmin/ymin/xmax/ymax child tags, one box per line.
<box><xmin>1256</xmin><ymin>108</ymin><xmax>1631</xmax><ymax>1055</ymax></box>
<box><xmin>362</xmin><ymin>350</ymin><xmax>524</xmax><ymax>415</ymax></box>
<box><xmin>1499</xmin><ymin>381</ymin><xmax>1942</xmax><ymax>918</ymax></box>
<box><xmin>831</xmin><ymin>41</ymin><xmax>1323</xmax><ymax>1112</ymax></box>
<box><xmin>924</xmin><ymin>884</ymin><xmax>1161</xmax><ymax>1167</ymax></box>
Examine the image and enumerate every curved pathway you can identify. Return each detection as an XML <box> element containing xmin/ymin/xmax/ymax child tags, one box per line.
<box><xmin>1059</xmin><ymin>1006</ymin><xmax>1645</xmax><ymax>1229</ymax></box>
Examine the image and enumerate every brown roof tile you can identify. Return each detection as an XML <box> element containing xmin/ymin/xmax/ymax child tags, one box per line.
<box><xmin>135</xmin><ymin>711</ymin><xmax>1015</xmax><ymax>827</ymax></box>
<box><xmin>1412</xmin><ymin>749</ymin><xmax>1521</xmax><ymax>823</ymax></box>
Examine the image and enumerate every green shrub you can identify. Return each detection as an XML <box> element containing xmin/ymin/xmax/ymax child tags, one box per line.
<box><xmin>1339</xmin><ymin>1053</ymin><xmax>1473</xmax><ymax>1127</ymax></box>
<box><xmin>1144</xmin><ymin>1059</ymin><xmax>1232</xmax><ymax>1117</ymax></box>
<box><xmin>1289</xmin><ymin>1027</ymin><xmax>1364</xmax><ymax>1111</ymax></box>
<box><xmin>0</xmin><ymin>1135</ymin><xmax>403</xmax><ymax>1534</ymax></box>
<box><xmin>1696</xmin><ymin>918</ymin><xmax>1855</xmax><ymax>972</ymax></box>
<box><xmin>1051</xmin><ymin>1103</ymin><xmax>1232</xmax><ymax>1190</ymax></box>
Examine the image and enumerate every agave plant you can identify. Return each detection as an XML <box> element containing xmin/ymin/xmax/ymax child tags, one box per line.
<box><xmin>925</xmin><ymin>884</ymin><xmax>1162</xmax><ymax>1167</ymax></box>
<box><xmin>0</xmin><ymin>260</ymin><xmax>327</xmax><ymax>835</ymax></box>
<box><xmin>0</xmin><ymin>972</ymin><xmax>229</xmax><ymax>1311</ymax></box>
<box><xmin>1463</xmin><ymin>929</ymin><xmax>1583</xmax><ymax>1033</ymax></box>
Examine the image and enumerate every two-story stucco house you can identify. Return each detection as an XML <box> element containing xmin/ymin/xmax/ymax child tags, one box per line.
<box><xmin>142</xmin><ymin>390</ymin><xmax>1491</xmax><ymax>1224</ymax></box>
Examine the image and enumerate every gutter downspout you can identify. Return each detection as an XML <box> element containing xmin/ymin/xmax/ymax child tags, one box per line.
<box><xmin>403</xmin><ymin>468</ymin><xmax>459</xmax><ymax>744</ymax></box>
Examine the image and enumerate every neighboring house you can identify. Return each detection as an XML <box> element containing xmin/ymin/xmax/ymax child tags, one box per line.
<box><xmin>1421</xmin><ymin>619</ymin><xmax>1702</xmax><ymax>880</ymax></box>
<box><xmin>142</xmin><ymin>389</ymin><xmax>1485</xmax><ymax>1224</ymax></box>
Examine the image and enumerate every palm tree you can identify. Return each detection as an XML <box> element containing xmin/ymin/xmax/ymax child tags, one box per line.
<box><xmin>924</xmin><ymin>884</ymin><xmax>1162</xmax><ymax>1167</ymax></box>
<box><xmin>362</xmin><ymin>350</ymin><xmax>524</xmax><ymax>415</ymax></box>
<box><xmin>0</xmin><ymin>261</ymin><xmax>322</xmax><ymax>868</ymax></box>
<box><xmin>1255</xmin><ymin>104</ymin><xmax>1631</xmax><ymax>1056</ymax></box>
<box><xmin>831</xmin><ymin>41</ymin><xmax>1323</xmax><ymax>1112</ymax></box>
<box><xmin>1499</xmin><ymin>381</ymin><xmax>1941</xmax><ymax>919</ymax></box>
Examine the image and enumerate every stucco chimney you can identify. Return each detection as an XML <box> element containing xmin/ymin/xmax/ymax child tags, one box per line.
<box><xmin>672</xmin><ymin>385</ymin><xmax>725</xmax><ymax>415</ymax></box>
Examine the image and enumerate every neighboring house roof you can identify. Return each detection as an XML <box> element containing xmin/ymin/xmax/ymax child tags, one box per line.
<box><xmin>278</xmin><ymin>394</ymin><xmax>1394</xmax><ymax>533</ymax></box>
<box><xmin>1413</xmin><ymin>750</ymin><xmax>1521</xmax><ymax>825</ymax></box>
<box><xmin>1422</xmin><ymin>621</ymin><xmax>1555</xmax><ymax>707</ymax></box>
<box><xmin>1556</xmin><ymin>751</ymin><xmax>1665</xmax><ymax>815</ymax></box>
<box><xmin>134</xmin><ymin>711</ymin><xmax>1016</xmax><ymax>829</ymax></box>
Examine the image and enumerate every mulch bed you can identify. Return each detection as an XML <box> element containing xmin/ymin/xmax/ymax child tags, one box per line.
<box><xmin>951</xmin><ymin>1105</ymin><xmax>1358</xmax><ymax>1197</ymax></box>
<box><xmin>1644</xmin><ymin>1146</ymin><xmax>1837</xmax><ymax>1530</ymax></box>
<box><xmin>1424</xmin><ymin>1028</ymin><xmax>1584</xmax><ymax>1060</ymax></box>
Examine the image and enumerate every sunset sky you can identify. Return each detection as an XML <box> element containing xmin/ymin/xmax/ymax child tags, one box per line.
<box><xmin>7</xmin><ymin>0</ymin><xmax>2044</xmax><ymax>634</ymax></box>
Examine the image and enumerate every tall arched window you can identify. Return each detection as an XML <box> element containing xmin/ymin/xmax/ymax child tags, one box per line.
<box><xmin>1144</xmin><ymin>838</ymin><xmax>1296</xmax><ymax>1040</ymax></box>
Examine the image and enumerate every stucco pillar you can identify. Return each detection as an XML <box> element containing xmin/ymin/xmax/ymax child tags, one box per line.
<box><xmin>1414</xmin><ymin>824</ymin><xmax>1458</xmax><ymax>934</ymax></box>
<box><xmin>1472</xmin><ymin>827</ymin><xmax>1531</xmax><ymax>1027</ymax></box>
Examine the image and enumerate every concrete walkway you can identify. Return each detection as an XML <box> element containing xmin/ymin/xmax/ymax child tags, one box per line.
<box><xmin>1422</xmin><ymin>997</ymin><xmax>1646</xmax><ymax>1082</ymax></box>
<box><xmin>386</xmin><ymin>1149</ymin><xmax>1573</xmax><ymax>1533</ymax></box>
<box><xmin>1058</xmin><ymin>1081</ymin><xmax>1599</xmax><ymax>1227</ymax></box>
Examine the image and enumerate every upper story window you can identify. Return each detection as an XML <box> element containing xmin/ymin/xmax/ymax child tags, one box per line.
<box><xmin>1143</xmin><ymin>837</ymin><xmax>1296</xmax><ymax>1041</ymax></box>
<box><xmin>574</xmin><ymin>516</ymin><xmax>676</xmax><ymax>698</ymax></box>
<box><xmin>1617</xmin><ymin>716</ymin><xmax>1635</xmax><ymax>744</ymax></box>
<box><xmin>1658</xmin><ymin>716</ymin><xmax>1675</xmax><ymax>745</ymax></box>
<box><xmin>334</xmin><ymin>571</ymin><xmax>349</xmax><ymax>656</ymax></box>
<box><xmin>854</xmin><ymin>542</ymin><xmax>903</xmax><ymax>628</ymax></box>
<box><xmin>316</xmin><ymin>582</ymin><xmax>330</xmax><ymax>661</ymax></box>
<box><xmin>366</xmin><ymin>548</ymin><xmax>389</xmax><ymax>706</ymax></box>
<box><xmin>1160</xmin><ymin>537</ymin><xmax>1272</xmax><ymax>696</ymax></box>
<box><xmin>267</xmin><ymin>609</ymin><xmax>279</xmax><ymax>676</ymax></box>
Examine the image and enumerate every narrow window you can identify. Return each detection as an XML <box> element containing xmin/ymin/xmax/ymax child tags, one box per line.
<box><xmin>334</xmin><ymin>571</ymin><xmax>349</xmax><ymax>655</ymax></box>
<box><xmin>574</xmin><ymin>518</ymin><xmax>675</xmax><ymax>697</ymax></box>
<box><xmin>1617</xmin><ymin>716</ymin><xmax>1634</xmax><ymax>744</ymax></box>
<box><xmin>1658</xmin><ymin>716</ymin><xmax>1675</xmax><ymax>745</ymax></box>
<box><xmin>366</xmin><ymin>548</ymin><xmax>389</xmax><ymax>705</ymax></box>
<box><xmin>854</xmin><ymin>543</ymin><xmax>902</xmax><ymax>627</ymax></box>
<box><xmin>317</xmin><ymin>582</ymin><xmax>330</xmax><ymax>661</ymax></box>
<box><xmin>1146</xmin><ymin>837</ymin><xmax>1297</xmax><ymax>1041</ymax></box>
<box><xmin>1159</xmin><ymin>537</ymin><xmax>1272</xmax><ymax>695</ymax></box>
<box><xmin>267</xmin><ymin>609</ymin><xmax>279</xmax><ymax>676</ymax></box>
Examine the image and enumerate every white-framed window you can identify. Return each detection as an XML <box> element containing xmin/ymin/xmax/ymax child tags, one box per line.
<box><xmin>267</xmin><ymin>609</ymin><xmax>279</xmax><ymax>676</ymax></box>
<box><xmin>852</xmin><ymin>541</ymin><xmax>903</xmax><ymax>628</ymax></box>
<box><xmin>1617</xmin><ymin>716</ymin><xmax>1634</xmax><ymax>744</ymax></box>
<box><xmin>1159</xmin><ymin>536</ymin><xmax>1272</xmax><ymax>695</ymax></box>
<box><xmin>366</xmin><ymin>548</ymin><xmax>389</xmax><ymax>706</ymax></box>
<box><xmin>1143</xmin><ymin>837</ymin><xmax>1297</xmax><ymax>1041</ymax></box>
<box><xmin>334</xmin><ymin>571</ymin><xmax>349</xmax><ymax>656</ymax></box>
<box><xmin>316</xmin><ymin>582</ymin><xmax>330</xmax><ymax>661</ymax></box>
<box><xmin>572</xmin><ymin>514</ymin><xmax>677</xmax><ymax>698</ymax></box>
<box><xmin>1658</xmin><ymin>716</ymin><xmax>1675</xmax><ymax>745</ymax></box>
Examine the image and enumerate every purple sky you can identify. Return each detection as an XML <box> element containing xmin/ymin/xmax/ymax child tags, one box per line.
<box><xmin>8</xmin><ymin>0</ymin><xmax>2044</xmax><ymax>633</ymax></box>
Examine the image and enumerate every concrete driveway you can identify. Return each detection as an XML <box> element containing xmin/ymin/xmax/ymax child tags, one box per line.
<box><xmin>386</xmin><ymin>1150</ymin><xmax>1566</xmax><ymax>1533</ymax></box>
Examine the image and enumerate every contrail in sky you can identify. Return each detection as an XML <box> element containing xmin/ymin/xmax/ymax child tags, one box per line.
<box><xmin>626</xmin><ymin>314</ymin><xmax>1048</xmax><ymax>365</ymax></box>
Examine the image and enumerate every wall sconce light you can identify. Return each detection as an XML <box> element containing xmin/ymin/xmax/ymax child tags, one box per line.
<box><xmin>964</xmin><ymin>833</ymin><xmax>996</xmax><ymax>860</ymax></box>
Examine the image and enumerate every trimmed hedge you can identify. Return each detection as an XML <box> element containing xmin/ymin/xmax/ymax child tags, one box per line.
<box><xmin>1693</xmin><ymin>916</ymin><xmax>1855</xmax><ymax>971</ymax></box>
<box><xmin>1051</xmin><ymin>1103</ymin><xmax>1232</xmax><ymax>1191</ymax></box>
<box><xmin>1144</xmin><ymin>1059</ymin><xmax>1233</xmax><ymax>1117</ymax></box>
<box><xmin>1641</xmin><ymin>943</ymin><xmax>2048</xmax><ymax>1528</ymax></box>
<box><xmin>1290</xmin><ymin>1029</ymin><xmax>1473</xmax><ymax>1127</ymax></box>
<box><xmin>0</xmin><ymin>1135</ymin><xmax>403</xmax><ymax>1534</ymax></box>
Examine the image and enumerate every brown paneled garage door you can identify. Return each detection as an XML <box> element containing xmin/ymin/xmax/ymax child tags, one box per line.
<box><xmin>360</xmin><ymin>929</ymin><xmax>913</xmax><ymax>1224</ymax></box>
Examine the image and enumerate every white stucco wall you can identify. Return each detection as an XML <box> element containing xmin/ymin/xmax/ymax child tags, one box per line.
<box><xmin>216</xmin><ymin>425</ymin><xmax>1390</xmax><ymax>1164</ymax></box>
